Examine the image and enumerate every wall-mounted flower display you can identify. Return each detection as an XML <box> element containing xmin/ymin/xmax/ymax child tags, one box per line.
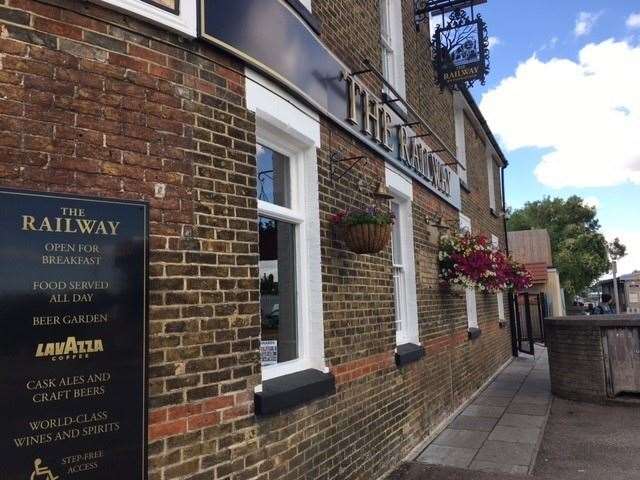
<box><xmin>439</xmin><ymin>232</ymin><xmax>532</xmax><ymax>292</ymax></box>
<box><xmin>331</xmin><ymin>207</ymin><xmax>394</xmax><ymax>255</ymax></box>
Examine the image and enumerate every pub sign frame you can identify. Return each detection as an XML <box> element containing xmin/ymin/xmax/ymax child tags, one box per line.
<box><xmin>432</xmin><ymin>8</ymin><xmax>490</xmax><ymax>89</ymax></box>
<box><xmin>0</xmin><ymin>188</ymin><xmax>149</xmax><ymax>480</ymax></box>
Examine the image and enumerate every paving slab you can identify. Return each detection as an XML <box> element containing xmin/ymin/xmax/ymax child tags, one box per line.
<box><xmin>433</xmin><ymin>429</ymin><xmax>490</xmax><ymax>449</ymax></box>
<box><xmin>411</xmin><ymin>347</ymin><xmax>551</xmax><ymax>478</ymax></box>
<box><xmin>417</xmin><ymin>444</ymin><xmax>476</xmax><ymax>468</ymax></box>
<box><xmin>488</xmin><ymin>425</ymin><xmax>540</xmax><ymax>444</ymax></box>
<box><xmin>449</xmin><ymin>415</ymin><xmax>499</xmax><ymax>432</ymax></box>
<box><xmin>473</xmin><ymin>395</ymin><xmax>512</xmax><ymax>407</ymax></box>
<box><xmin>506</xmin><ymin>402</ymin><xmax>549</xmax><ymax>416</ymax></box>
<box><xmin>481</xmin><ymin>387</ymin><xmax>519</xmax><ymax>398</ymax></box>
<box><xmin>533</xmin><ymin>397</ymin><xmax>640</xmax><ymax>480</ymax></box>
<box><xmin>498</xmin><ymin>413</ymin><xmax>546</xmax><ymax>429</ymax></box>
<box><xmin>387</xmin><ymin>463</ymin><xmax>527</xmax><ymax>480</ymax></box>
<box><xmin>469</xmin><ymin>460</ymin><xmax>529</xmax><ymax>475</ymax></box>
<box><xmin>459</xmin><ymin>405</ymin><xmax>506</xmax><ymax>419</ymax></box>
<box><xmin>474</xmin><ymin>440</ymin><xmax>537</xmax><ymax>465</ymax></box>
<box><xmin>512</xmin><ymin>394</ymin><xmax>550</xmax><ymax>405</ymax></box>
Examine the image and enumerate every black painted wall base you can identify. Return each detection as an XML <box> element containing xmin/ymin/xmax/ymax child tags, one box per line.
<box><xmin>395</xmin><ymin>343</ymin><xmax>425</xmax><ymax>367</ymax></box>
<box><xmin>255</xmin><ymin>368</ymin><xmax>335</xmax><ymax>416</ymax></box>
<box><xmin>468</xmin><ymin>327</ymin><xmax>482</xmax><ymax>340</ymax></box>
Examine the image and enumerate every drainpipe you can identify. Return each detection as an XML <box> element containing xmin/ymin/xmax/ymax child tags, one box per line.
<box><xmin>501</xmin><ymin>166</ymin><xmax>518</xmax><ymax>357</ymax></box>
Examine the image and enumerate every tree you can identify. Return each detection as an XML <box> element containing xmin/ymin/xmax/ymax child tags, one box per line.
<box><xmin>608</xmin><ymin>238</ymin><xmax>627</xmax><ymax>261</ymax></box>
<box><xmin>507</xmin><ymin>196</ymin><xmax>622</xmax><ymax>296</ymax></box>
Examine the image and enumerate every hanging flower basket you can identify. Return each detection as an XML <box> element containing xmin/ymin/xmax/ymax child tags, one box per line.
<box><xmin>343</xmin><ymin>223</ymin><xmax>392</xmax><ymax>254</ymax></box>
<box><xmin>331</xmin><ymin>207</ymin><xmax>394</xmax><ymax>255</ymax></box>
<box><xmin>438</xmin><ymin>231</ymin><xmax>533</xmax><ymax>293</ymax></box>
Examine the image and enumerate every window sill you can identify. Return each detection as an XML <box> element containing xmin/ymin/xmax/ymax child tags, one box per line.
<box><xmin>395</xmin><ymin>343</ymin><xmax>425</xmax><ymax>367</ymax></box>
<box><xmin>284</xmin><ymin>0</ymin><xmax>321</xmax><ymax>35</ymax></box>
<box><xmin>255</xmin><ymin>368</ymin><xmax>335</xmax><ymax>416</ymax></box>
<box><xmin>468</xmin><ymin>327</ymin><xmax>482</xmax><ymax>340</ymax></box>
<box><xmin>490</xmin><ymin>207</ymin><xmax>499</xmax><ymax>218</ymax></box>
<box><xmin>460</xmin><ymin>180</ymin><xmax>471</xmax><ymax>193</ymax></box>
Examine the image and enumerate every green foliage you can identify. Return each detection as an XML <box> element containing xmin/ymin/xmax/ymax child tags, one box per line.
<box><xmin>507</xmin><ymin>195</ymin><xmax>621</xmax><ymax>296</ymax></box>
<box><xmin>330</xmin><ymin>207</ymin><xmax>394</xmax><ymax>226</ymax></box>
<box><xmin>608</xmin><ymin>237</ymin><xmax>627</xmax><ymax>261</ymax></box>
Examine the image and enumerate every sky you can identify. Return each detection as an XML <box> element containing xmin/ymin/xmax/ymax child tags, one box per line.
<box><xmin>460</xmin><ymin>0</ymin><xmax>640</xmax><ymax>278</ymax></box>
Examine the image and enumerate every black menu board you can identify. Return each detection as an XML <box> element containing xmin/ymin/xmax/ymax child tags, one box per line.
<box><xmin>0</xmin><ymin>188</ymin><xmax>148</xmax><ymax>479</ymax></box>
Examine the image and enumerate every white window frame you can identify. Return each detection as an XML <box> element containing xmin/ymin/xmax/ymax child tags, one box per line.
<box><xmin>247</xmin><ymin>69</ymin><xmax>325</xmax><ymax>382</ymax></box>
<box><xmin>386</xmin><ymin>167</ymin><xmax>419</xmax><ymax>346</ymax></box>
<box><xmin>492</xmin><ymin>234</ymin><xmax>506</xmax><ymax>322</ymax></box>
<box><xmin>298</xmin><ymin>0</ymin><xmax>312</xmax><ymax>11</ymax></box>
<box><xmin>487</xmin><ymin>147</ymin><xmax>496</xmax><ymax>211</ymax></box>
<box><xmin>379</xmin><ymin>0</ymin><xmax>406</xmax><ymax>98</ymax></box>
<box><xmin>459</xmin><ymin>213</ymin><xmax>478</xmax><ymax>330</ymax></box>
<box><xmin>92</xmin><ymin>0</ymin><xmax>197</xmax><ymax>37</ymax></box>
<box><xmin>454</xmin><ymin>93</ymin><xmax>468</xmax><ymax>185</ymax></box>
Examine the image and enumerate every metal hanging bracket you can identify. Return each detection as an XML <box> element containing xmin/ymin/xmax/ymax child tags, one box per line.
<box><xmin>381</xmin><ymin>97</ymin><xmax>403</xmax><ymax>105</ymax></box>
<box><xmin>397</xmin><ymin>121</ymin><xmax>421</xmax><ymax>128</ymax></box>
<box><xmin>350</xmin><ymin>68</ymin><xmax>372</xmax><ymax>77</ymax></box>
<box><xmin>330</xmin><ymin>151</ymin><xmax>368</xmax><ymax>183</ymax></box>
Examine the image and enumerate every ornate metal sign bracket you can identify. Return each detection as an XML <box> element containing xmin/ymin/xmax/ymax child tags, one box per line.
<box><xmin>415</xmin><ymin>0</ymin><xmax>490</xmax><ymax>90</ymax></box>
<box><xmin>330</xmin><ymin>151</ymin><xmax>368</xmax><ymax>184</ymax></box>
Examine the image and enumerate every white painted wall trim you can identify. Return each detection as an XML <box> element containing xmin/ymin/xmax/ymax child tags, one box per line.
<box><xmin>247</xmin><ymin>68</ymin><xmax>325</xmax><ymax>381</ymax></box>
<box><xmin>386</xmin><ymin>167</ymin><xmax>419</xmax><ymax>345</ymax></box>
<box><xmin>92</xmin><ymin>0</ymin><xmax>197</xmax><ymax>37</ymax></box>
<box><xmin>385</xmin><ymin>165</ymin><xmax>413</xmax><ymax>201</ymax></box>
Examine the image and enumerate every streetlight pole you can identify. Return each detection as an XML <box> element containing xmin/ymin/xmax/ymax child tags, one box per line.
<box><xmin>612</xmin><ymin>260</ymin><xmax>620</xmax><ymax>314</ymax></box>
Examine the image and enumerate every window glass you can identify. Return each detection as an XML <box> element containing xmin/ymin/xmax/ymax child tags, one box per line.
<box><xmin>391</xmin><ymin>200</ymin><xmax>408</xmax><ymax>339</ymax></box>
<box><xmin>380</xmin><ymin>0</ymin><xmax>395</xmax><ymax>86</ymax></box>
<box><xmin>257</xmin><ymin>144</ymin><xmax>290</xmax><ymax>208</ymax></box>
<box><xmin>391</xmin><ymin>201</ymin><xmax>402</xmax><ymax>265</ymax></box>
<box><xmin>259</xmin><ymin>216</ymin><xmax>297</xmax><ymax>366</ymax></box>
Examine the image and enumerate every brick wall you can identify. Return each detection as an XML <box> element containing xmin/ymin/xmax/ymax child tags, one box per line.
<box><xmin>0</xmin><ymin>1</ymin><xmax>512</xmax><ymax>479</ymax></box>
<box><xmin>545</xmin><ymin>319</ymin><xmax>607</xmax><ymax>404</ymax></box>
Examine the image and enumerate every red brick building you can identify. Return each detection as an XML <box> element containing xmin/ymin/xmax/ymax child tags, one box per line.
<box><xmin>0</xmin><ymin>1</ymin><xmax>513</xmax><ymax>479</ymax></box>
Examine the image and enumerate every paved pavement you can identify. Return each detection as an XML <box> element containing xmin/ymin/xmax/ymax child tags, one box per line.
<box><xmin>388</xmin><ymin>344</ymin><xmax>640</xmax><ymax>480</ymax></box>
<box><xmin>415</xmin><ymin>348</ymin><xmax>550</xmax><ymax>475</ymax></box>
<box><xmin>533</xmin><ymin>396</ymin><xmax>640</xmax><ymax>480</ymax></box>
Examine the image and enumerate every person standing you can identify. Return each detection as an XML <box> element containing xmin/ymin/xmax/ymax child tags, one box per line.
<box><xmin>594</xmin><ymin>293</ymin><xmax>614</xmax><ymax>314</ymax></box>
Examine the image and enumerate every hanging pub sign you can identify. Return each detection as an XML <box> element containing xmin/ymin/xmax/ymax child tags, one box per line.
<box><xmin>432</xmin><ymin>8</ymin><xmax>490</xmax><ymax>89</ymax></box>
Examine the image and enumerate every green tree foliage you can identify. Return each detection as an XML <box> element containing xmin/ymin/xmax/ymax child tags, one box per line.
<box><xmin>608</xmin><ymin>237</ymin><xmax>627</xmax><ymax>261</ymax></box>
<box><xmin>507</xmin><ymin>195</ymin><xmax>620</xmax><ymax>296</ymax></box>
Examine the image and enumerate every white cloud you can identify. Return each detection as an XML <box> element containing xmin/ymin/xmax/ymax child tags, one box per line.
<box><xmin>583</xmin><ymin>196</ymin><xmax>600</xmax><ymax>209</ymax></box>
<box><xmin>574</xmin><ymin>11</ymin><xmax>602</xmax><ymax>37</ymax></box>
<box><xmin>479</xmin><ymin>39</ymin><xmax>640</xmax><ymax>188</ymax></box>
<box><xmin>488</xmin><ymin>36</ymin><xmax>501</xmax><ymax>49</ymax></box>
<box><xmin>627</xmin><ymin>13</ymin><xmax>640</xmax><ymax>29</ymax></box>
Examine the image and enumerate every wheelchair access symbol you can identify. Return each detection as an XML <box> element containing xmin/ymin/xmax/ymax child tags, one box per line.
<box><xmin>30</xmin><ymin>458</ymin><xmax>60</xmax><ymax>480</ymax></box>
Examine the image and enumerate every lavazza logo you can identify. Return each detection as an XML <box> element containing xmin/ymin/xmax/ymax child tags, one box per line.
<box><xmin>35</xmin><ymin>336</ymin><xmax>104</xmax><ymax>361</ymax></box>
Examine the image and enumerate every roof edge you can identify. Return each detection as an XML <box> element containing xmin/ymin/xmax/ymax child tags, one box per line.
<box><xmin>460</xmin><ymin>86</ymin><xmax>508</xmax><ymax>167</ymax></box>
